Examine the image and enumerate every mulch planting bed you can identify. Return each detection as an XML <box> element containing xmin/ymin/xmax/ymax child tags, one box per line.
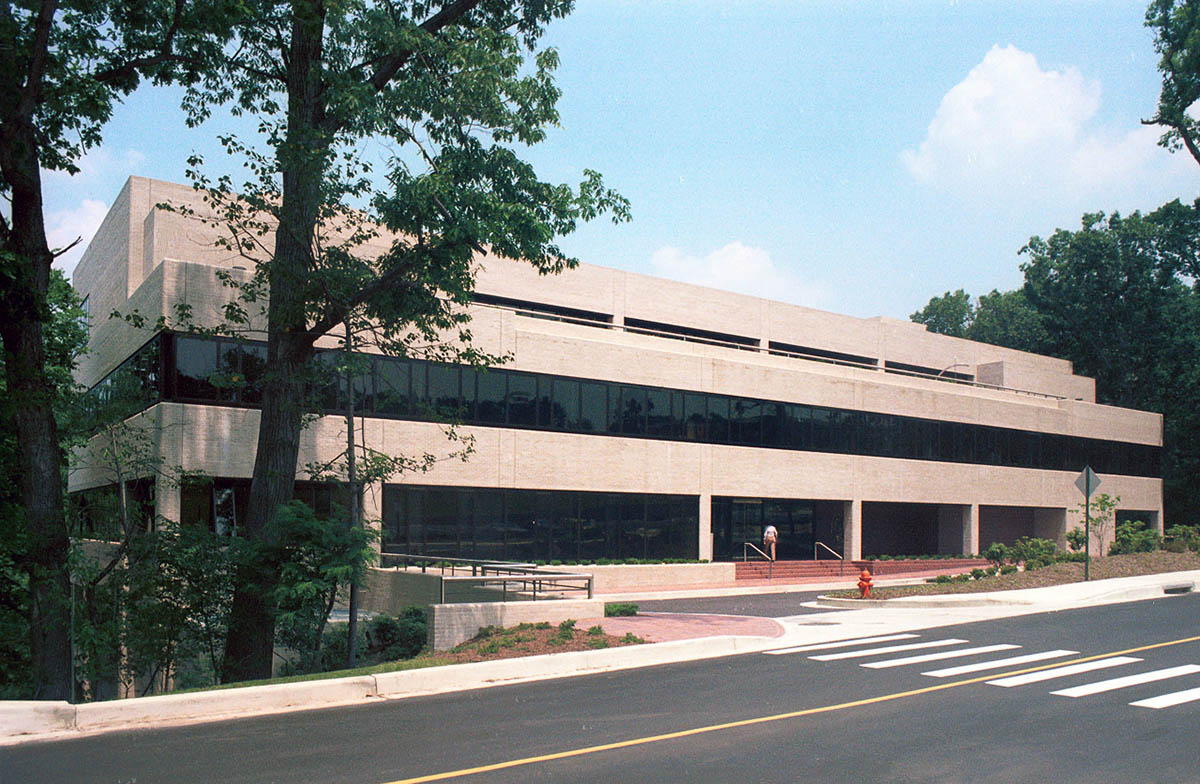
<box><xmin>420</xmin><ymin>620</ymin><xmax>646</xmax><ymax>664</ymax></box>
<box><xmin>828</xmin><ymin>551</ymin><xmax>1200</xmax><ymax>600</ymax></box>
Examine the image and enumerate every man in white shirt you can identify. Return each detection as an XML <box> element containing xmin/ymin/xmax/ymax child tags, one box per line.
<box><xmin>763</xmin><ymin>524</ymin><xmax>778</xmax><ymax>561</ymax></box>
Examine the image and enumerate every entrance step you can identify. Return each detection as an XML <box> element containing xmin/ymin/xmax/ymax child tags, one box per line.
<box><xmin>734</xmin><ymin>558</ymin><xmax>991</xmax><ymax>581</ymax></box>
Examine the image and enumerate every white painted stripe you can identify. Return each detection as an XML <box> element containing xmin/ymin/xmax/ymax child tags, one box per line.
<box><xmin>811</xmin><ymin>639</ymin><xmax>969</xmax><ymax>661</ymax></box>
<box><xmin>1130</xmin><ymin>685</ymin><xmax>1200</xmax><ymax>709</ymax></box>
<box><xmin>862</xmin><ymin>644</ymin><xmax>1020</xmax><ymax>669</ymax></box>
<box><xmin>987</xmin><ymin>657</ymin><xmax>1142</xmax><ymax>687</ymax></box>
<box><xmin>922</xmin><ymin>650</ymin><xmax>1079</xmax><ymax>678</ymax></box>
<box><xmin>1051</xmin><ymin>665</ymin><xmax>1200</xmax><ymax>698</ymax></box>
<box><xmin>763</xmin><ymin>634</ymin><xmax>920</xmax><ymax>655</ymax></box>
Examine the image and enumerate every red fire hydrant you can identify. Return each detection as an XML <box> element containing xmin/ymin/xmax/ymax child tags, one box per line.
<box><xmin>857</xmin><ymin>569</ymin><xmax>873</xmax><ymax>599</ymax></box>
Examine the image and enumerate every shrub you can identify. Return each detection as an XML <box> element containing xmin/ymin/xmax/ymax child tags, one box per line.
<box><xmin>933</xmin><ymin>575</ymin><xmax>952</xmax><ymax>584</ymax></box>
<box><xmin>366</xmin><ymin>607</ymin><xmax>428</xmax><ymax>661</ymax></box>
<box><xmin>1000</xmin><ymin>564</ymin><xmax>1018</xmax><ymax>575</ymax></box>
<box><xmin>970</xmin><ymin>568</ymin><xmax>987</xmax><ymax>581</ymax></box>
<box><xmin>620</xmin><ymin>632</ymin><xmax>645</xmax><ymax>644</ymax></box>
<box><xmin>983</xmin><ymin>542</ymin><xmax>1009</xmax><ymax>567</ymax></box>
<box><xmin>604</xmin><ymin>602</ymin><xmax>638</xmax><ymax>617</ymax></box>
<box><xmin>586</xmin><ymin>625</ymin><xmax>605</xmax><ymax>636</ymax></box>
<box><xmin>1009</xmin><ymin>537</ymin><xmax>1058</xmax><ymax>566</ymax></box>
<box><xmin>1109</xmin><ymin>520</ymin><xmax>1161</xmax><ymax>555</ymax></box>
<box><xmin>1164</xmin><ymin>524</ymin><xmax>1200</xmax><ymax>553</ymax></box>
<box><xmin>1065</xmin><ymin>527</ymin><xmax>1087</xmax><ymax>552</ymax></box>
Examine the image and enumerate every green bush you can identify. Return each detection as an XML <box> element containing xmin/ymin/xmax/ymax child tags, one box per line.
<box><xmin>1065</xmin><ymin>527</ymin><xmax>1087</xmax><ymax>552</ymax></box>
<box><xmin>604</xmin><ymin>602</ymin><xmax>638</xmax><ymax>617</ymax></box>
<box><xmin>933</xmin><ymin>575</ymin><xmax>952</xmax><ymax>584</ymax></box>
<box><xmin>1164</xmin><ymin>524</ymin><xmax>1199</xmax><ymax>553</ymax></box>
<box><xmin>983</xmin><ymin>542</ymin><xmax>1009</xmax><ymax>566</ymax></box>
<box><xmin>1109</xmin><ymin>520</ymin><xmax>1161</xmax><ymax>555</ymax></box>
<box><xmin>1000</xmin><ymin>564</ymin><xmax>1018</xmax><ymax>575</ymax></box>
<box><xmin>970</xmin><ymin>568</ymin><xmax>987</xmax><ymax>580</ymax></box>
<box><xmin>1009</xmin><ymin>537</ymin><xmax>1059</xmax><ymax>566</ymax></box>
<box><xmin>365</xmin><ymin>607</ymin><xmax>428</xmax><ymax>661</ymax></box>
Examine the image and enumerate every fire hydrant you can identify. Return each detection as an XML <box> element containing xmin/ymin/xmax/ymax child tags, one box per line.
<box><xmin>857</xmin><ymin>569</ymin><xmax>873</xmax><ymax>599</ymax></box>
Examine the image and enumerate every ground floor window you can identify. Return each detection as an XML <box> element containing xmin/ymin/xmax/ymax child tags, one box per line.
<box><xmin>179</xmin><ymin>478</ymin><xmax>351</xmax><ymax>535</ymax></box>
<box><xmin>382</xmin><ymin>486</ymin><xmax>699</xmax><ymax>563</ymax></box>
<box><xmin>711</xmin><ymin>497</ymin><xmax>845</xmax><ymax>561</ymax></box>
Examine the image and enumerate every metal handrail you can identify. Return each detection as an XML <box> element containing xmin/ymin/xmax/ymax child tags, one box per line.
<box><xmin>814</xmin><ymin>541</ymin><xmax>846</xmax><ymax>576</ymax></box>
<box><xmin>742</xmin><ymin>542</ymin><xmax>773</xmax><ymax>579</ymax></box>
<box><xmin>439</xmin><ymin>572</ymin><xmax>594</xmax><ymax>604</ymax></box>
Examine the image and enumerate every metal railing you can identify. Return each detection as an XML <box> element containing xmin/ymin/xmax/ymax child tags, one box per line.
<box><xmin>814</xmin><ymin>541</ymin><xmax>846</xmax><ymax>576</ymax></box>
<box><xmin>742</xmin><ymin>541</ymin><xmax>773</xmax><ymax>579</ymax></box>
<box><xmin>377</xmin><ymin>553</ymin><xmax>593</xmax><ymax>604</ymax></box>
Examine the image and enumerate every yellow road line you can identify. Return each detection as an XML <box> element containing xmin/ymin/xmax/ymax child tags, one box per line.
<box><xmin>384</xmin><ymin>633</ymin><xmax>1200</xmax><ymax>783</ymax></box>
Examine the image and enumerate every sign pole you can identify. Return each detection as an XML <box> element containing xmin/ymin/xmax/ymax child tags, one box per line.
<box><xmin>1084</xmin><ymin>495</ymin><xmax>1090</xmax><ymax>582</ymax></box>
<box><xmin>1075</xmin><ymin>466</ymin><xmax>1100</xmax><ymax>583</ymax></box>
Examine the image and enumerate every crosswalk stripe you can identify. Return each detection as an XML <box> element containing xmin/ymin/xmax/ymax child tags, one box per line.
<box><xmin>922</xmin><ymin>650</ymin><xmax>1079</xmax><ymax>678</ymax></box>
<box><xmin>861</xmin><ymin>644</ymin><xmax>1020</xmax><ymax>669</ymax></box>
<box><xmin>1050</xmin><ymin>664</ymin><xmax>1200</xmax><ymax>698</ymax></box>
<box><xmin>987</xmin><ymin>656</ymin><xmax>1142</xmax><ymax>687</ymax></box>
<box><xmin>762</xmin><ymin>634</ymin><xmax>920</xmax><ymax>655</ymax></box>
<box><xmin>1130</xmin><ymin>685</ymin><xmax>1200</xmax><ymax>709</ymax></box>
<box><xmin>810</xmin><ymin>639</ymin><xmax>969</xmax><ymax>661</ymax></box>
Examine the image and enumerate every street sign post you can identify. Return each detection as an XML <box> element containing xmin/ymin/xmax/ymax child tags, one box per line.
<box><xmin>1075</xmin><ymin>467</ymin><xmax>1101</xmax><ymax>581</ymax></box>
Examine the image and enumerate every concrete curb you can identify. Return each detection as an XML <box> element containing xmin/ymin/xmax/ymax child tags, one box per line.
<box><xmin>814</xmin><ymin>571</ymin><xmax>1200</xmax><ymax>609</ymax></box>
<box><xmin>4</xmin><ymin>569</ymin><xmax>1197</xmax><ymax>745</ymax></box>
<box><xmin>0</xmin><ymin>636</ymin><xmax>772</xmax><ymax>745</ymax></box>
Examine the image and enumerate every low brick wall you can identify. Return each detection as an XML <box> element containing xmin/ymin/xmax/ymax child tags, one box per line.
<box><xmin>558</xmin><ymin>563</ymin><xmax>734</xmax><ymax>592</ymax></box>
<box><xmin>428</xmin><ymin>599</ymin><xmax>606</xmax><ymax>650</ymax></box>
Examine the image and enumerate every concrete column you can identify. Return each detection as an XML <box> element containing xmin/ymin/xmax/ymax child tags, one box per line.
<box><xmin>962</xmin><ymin>504</ymin><xmax>980</xmax><ymax>556</ymax></box>
<box><xmin>698</xmin><ymin>493</ymin><xmax>713</xmax><ymax>561</ymax></box>
<box><xmin>1034</xmin><ymin>507</ymin><xmax>1067</xmax><ymax>550</ymax></box>
<box><xmin>362</xmin><ymin>481</ymin><xmax>385</xmax><ymax>556</ymax></box>
<box><xmin>156</xmin><ymin>474</ymin><xmax>181</xmax><ymax>529</ymax></box>
<box><xmin>843</xmin><ymin>499</ymin><xmax>862</xmax><ymax>561</ymax></box>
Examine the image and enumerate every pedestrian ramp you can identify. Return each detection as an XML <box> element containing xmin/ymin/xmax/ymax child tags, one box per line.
<box><xmin>762</xmin><ymin>634</ymin><xmax>1200</xmax><ymax>711</ymax></box>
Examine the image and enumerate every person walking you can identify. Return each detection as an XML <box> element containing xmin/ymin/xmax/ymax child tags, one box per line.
<box><xmin>763</xmin><ymin>524</ymin><xmax>778</xmax><ymax>561</ymax></box>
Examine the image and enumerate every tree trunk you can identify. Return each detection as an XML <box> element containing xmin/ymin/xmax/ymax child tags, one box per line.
<box><xmin>0</xmin><ymin>116</ymin><xmax>73</xmax><ymax>701</ymax></box>
<box><xmin>219</xmin><ymin>0</ymin><xmax>328</xmax><ymax>683</ymax></box>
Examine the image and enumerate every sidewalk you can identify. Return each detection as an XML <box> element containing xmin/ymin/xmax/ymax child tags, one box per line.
<box><xmin>2</xmin><ymin>570</ymin><xmax>1195</xmax><ymax>746</ymax></box>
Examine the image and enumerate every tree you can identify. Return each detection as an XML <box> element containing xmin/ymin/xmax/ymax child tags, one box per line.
<box><xmin>0</xmin><ymin>0</ymin><xmax>234</xmax><ymax>699</ymax></box>
<box><xmin>0</xmin><ymin>268</ymin><xmax>85</xmax><ymax>698</ymax></box>
<box><xmin>176</xmin><ymin>0</ymin><xmax>628</xmax><ymax>683</ymax></box>
<box><xmin>1145</xmin><ymin>0</ymin><xmax>1200</xmax><ymax>167</ymax></box>
<box><xmin>966</xmin><ymin>288</ymin><xmax>1046</xmax><ymax>353</ymax></box>
<box><xmin>910</xmin><ymin>289</ymin><xmax>973</xmax><ymax>338</ymax></box>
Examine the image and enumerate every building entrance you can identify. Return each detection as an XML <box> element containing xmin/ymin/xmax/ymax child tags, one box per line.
<box><xmin>712</xmin><ymin>497</ymin><xmax>843</xmax><ymax>561</ymax></box>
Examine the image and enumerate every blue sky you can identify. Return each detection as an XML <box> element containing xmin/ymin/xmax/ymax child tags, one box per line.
<box><xmin>44</xmin><ymin>0</ymin><xmax>1199</xmax><ymax>320</ymax></box>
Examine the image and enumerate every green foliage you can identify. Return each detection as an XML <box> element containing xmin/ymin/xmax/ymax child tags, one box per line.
<box><xmin>1000</xmin><ymin>564</ymin><xmax>1018</xmax><ymax>575</ymax></box>
<box><xmin>1164</xmin><ymin>524</ymin><xmax>1200</xmax><ymax>552</ymax></box>
<box><xmin>620</xmin><ymin>633</ymin><xmax>645</xmax><ymax>644</ymax></box>
<box><xmin>1109</xmin><ymin>520</ymin><xmax>1163</xmax><ymax>555</ymax></box>
<box><xmin>1065</xmin><ymin>527</ymin><xmax>1088</xmax><ymax>552</ymax></box>
<box><xmin>604</xmin><ymin>602</ymin><xmax>638</xmax><ymax>617</ymax></box>
<box><xmin>970</xmin><ymin>568</ymin><xmax>987</xmax><ymax>580</ymax></box>
<box><xmin>911</xmin><ymin>289</ymin><xmax>973</xmax><ymax>338</ymax></box>
<box><xmin>933</xmin><ymin>575</ymin><xmax>952</xmax><ymax>584</ymax></box>
<box><xmin>1146</xmin><ymin>0</ymin><xmax>1200</xmax><ymax>169</ymax></box>
<box><xmin>1076</xmin><ymin>493</ymin><xmax>1120</xmax><ymax>554</ymax></box>
<box><xmin>983</xmin><ymin>542</ymin><xmax>1010</xmax><ymax>567</ymax></box>
<box><xmin>259</xmin><ymin>501</ymin><xmax>377</xmax><ymax>675</ymax></box>
<box><xmin>586</xmin><ymin>625</ymin><xmax>605</xmax><ymax>637</ymax></box>
<box><xmin>365</xmin><ymin>607</ymin><xmax>428</xmax><ymax>662</ymax></box>
<box><xmin>1008</xmin><ymin>537</ymin><xmax>1060</xmax><ymax>566</ymax></box>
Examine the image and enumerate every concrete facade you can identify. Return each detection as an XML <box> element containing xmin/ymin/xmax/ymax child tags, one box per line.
<box><xmin>71</xmin><ymin>178</ymin><xmax>1164</xmax><ymax>560</ymax></box>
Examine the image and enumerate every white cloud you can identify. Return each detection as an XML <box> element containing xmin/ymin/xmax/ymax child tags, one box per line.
<box><xmin>48</xmin><ymin>199</ymin><xmax>109</xmax><ymax>279</ymax></box>
<box><xmin>43</xmin><ymin>146</ymin><xmax>146</xmax><ymax>186</ymax></box>
<box><xmin>902</xmin><ymin>45</ymin><xmax>1191</xmax><ymax>202</ymax></box>
<box><xmin>649</xmin><ymin>241</ymin><xmax>829</xmax><ymax>308</ymax></box>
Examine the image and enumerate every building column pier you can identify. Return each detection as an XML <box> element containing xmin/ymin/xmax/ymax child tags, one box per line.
<box><xmin>843</xmin><ymin>499</ymin><xmax>862</xmax><ymax>561</ymax></box>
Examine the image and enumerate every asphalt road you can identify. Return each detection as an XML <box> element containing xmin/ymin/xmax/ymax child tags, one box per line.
<box><xmin>636</xmin><ymin>590</ymin><xmax>830</xmax><ymax>617</ymax></box>
<box><xmin>7</xmin><ymin>595</ymin><xmax>1200</xmax><ymax>784</ymax></box>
